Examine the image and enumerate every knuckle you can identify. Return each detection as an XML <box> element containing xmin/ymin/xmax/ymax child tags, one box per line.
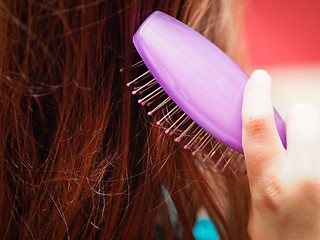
<box><xmin>244</xmin><ymin>115</ymin><xmax>272</xmax><ymax>135</ymax></box>
<box><xmin>252</xmin><ymin>176</ymin><xmax>282</xmax><ymax>212</ymax></box>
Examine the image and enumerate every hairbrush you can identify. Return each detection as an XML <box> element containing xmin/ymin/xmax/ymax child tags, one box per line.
<box><xmin>128</xmin><ymin>11</ymin><xmax>286</xmax><ymax>172</ymax></box>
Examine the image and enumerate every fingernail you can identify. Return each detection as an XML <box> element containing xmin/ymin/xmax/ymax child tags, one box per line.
<box><xmin>251</xmin><ymin>69</ymin><xmax>270</xmax><ymax>80</ymax></box>
<box><xmin>290</xmin><ymin>103</ymin><xmax>318</xmax><ymax>113</ymax></box>
<box><xmin>243</xmin><ymin>69</ymin><xmax>273</xmax><ymax>118</ymax></box>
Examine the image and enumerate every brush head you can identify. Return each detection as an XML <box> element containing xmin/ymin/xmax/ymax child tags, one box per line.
<box><xmin>133</xmin><ymin>11</ymin><xmax>286</xmax><ymax>154</ymax></box>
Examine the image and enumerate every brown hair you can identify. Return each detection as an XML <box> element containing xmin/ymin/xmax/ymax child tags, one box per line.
<box><xmin>0</xmin><ymin>0</ymin><xmax>250</xmax><ymax>239</ymax></box>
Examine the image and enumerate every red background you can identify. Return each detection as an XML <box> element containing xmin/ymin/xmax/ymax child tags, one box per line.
<box><xmin>244</xmin><ymin>0</ymin><xmax>320</xmax><ymax>67</ymax></box>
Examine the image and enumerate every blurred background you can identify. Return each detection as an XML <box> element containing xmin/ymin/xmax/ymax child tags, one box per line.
<box><xmin>243</xmin><ymin>0</ymin><xmax>320</xmax><ymax>118</ymax></box>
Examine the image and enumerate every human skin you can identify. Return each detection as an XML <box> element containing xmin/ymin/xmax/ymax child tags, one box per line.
<box><xmin>242</xmin><ymin>70</ymin><xmax>320</xmax><ymax>240</ymax></box>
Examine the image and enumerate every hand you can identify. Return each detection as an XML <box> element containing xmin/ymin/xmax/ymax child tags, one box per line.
<box><xmin>242</xmin><ymin>70</ymin><xmax>320</xmax><ymax>240</ymax></box>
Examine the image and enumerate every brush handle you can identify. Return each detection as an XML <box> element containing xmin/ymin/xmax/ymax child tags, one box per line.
<box><xmin>133</xmin><ymin>11</ymin><xmax>286</xmax><ymax>154</ymax></box>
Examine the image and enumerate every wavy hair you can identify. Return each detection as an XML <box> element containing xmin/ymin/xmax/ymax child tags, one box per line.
<box><xmin>0</xmin><ymin>0</ymin><xmax>250</xmax><ymax>239</ymax></box>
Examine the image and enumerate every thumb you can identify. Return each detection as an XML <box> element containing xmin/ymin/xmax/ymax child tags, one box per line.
<box><xmin>242</xmin><ymin>70</ymin><xmax>285</xmax><ymax>182</ymax></box>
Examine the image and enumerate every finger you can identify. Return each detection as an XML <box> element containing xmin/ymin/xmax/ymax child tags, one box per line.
<box><xmin>242</xmin><ymin>70</ymin><xmax>285</xmax><ymax>181</ymax></box>
<box><xmin>285</xmin><ymin>104</ymin><xmax>320</xmax><ymax>176</ymax></box>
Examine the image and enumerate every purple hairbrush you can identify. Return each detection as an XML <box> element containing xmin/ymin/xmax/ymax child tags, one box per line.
<box><xmin>128</xmin><ymin>11</ymin><xmax>286</xmax><ymax>171</ymax></box>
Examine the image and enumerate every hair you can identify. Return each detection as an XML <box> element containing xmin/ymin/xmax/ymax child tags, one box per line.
<box><xmin>0</xmin><ymin>0</ymin><xmax>250</xmax><ymax>239</ymax></box>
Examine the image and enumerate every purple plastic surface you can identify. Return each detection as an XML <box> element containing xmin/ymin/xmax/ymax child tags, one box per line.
<box><xmin>133</xmin><ymin>11</ymin><xmax>286</xmax><ymax>154</ymax></box>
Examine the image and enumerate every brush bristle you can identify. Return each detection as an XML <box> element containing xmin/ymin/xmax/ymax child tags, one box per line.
<box><xmin>128</xmin><ymin>58</ymin><xmax>246</xmax><ymax>174</ymax></box>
